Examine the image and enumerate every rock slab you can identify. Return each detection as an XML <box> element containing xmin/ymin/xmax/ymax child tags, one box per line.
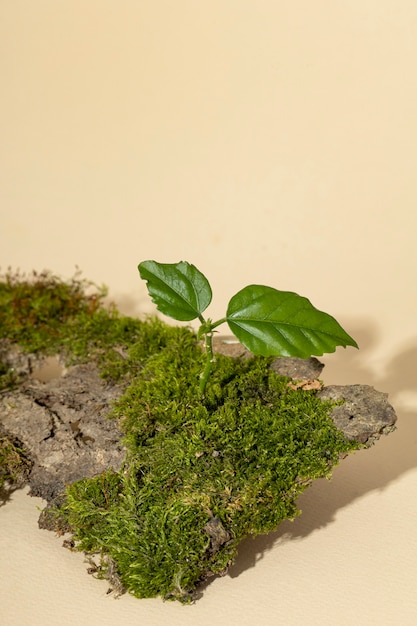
<box><xmin>0</xmin><ymin>346</ymin><xmax>397</xmax><ymax>505</ymax></box>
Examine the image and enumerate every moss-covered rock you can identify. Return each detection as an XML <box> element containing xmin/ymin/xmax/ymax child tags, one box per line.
<box><xmin>0</xmin><ymin>270</ymin><xmax>396</xmax><ymax>602</ymax></box>
<box><xmin>59</xmin><ymin>345</ymin><xmax>360</xmax><ymax>602</ymax></box>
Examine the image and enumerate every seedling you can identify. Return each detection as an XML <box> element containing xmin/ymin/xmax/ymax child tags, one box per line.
<box><xmin>138</xmin><ymin>260</ymin><xmax>358</xmax><ymax>394</ymax></box>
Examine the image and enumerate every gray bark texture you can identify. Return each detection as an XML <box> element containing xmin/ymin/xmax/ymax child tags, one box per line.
<box><xmin>0</xmin><ymin>342</ymin><xmax>397</xmax><ymax>506</ymax></box>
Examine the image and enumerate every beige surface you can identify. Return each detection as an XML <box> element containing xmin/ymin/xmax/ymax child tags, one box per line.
<box><xmin>1</xmin><ymin>2</ymin><xmax>416</xmax><ymax>624</ymax></box>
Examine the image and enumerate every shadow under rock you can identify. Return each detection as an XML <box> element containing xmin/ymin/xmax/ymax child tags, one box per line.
<box><xmin>320</xmin><ymin>318</ymin><xmax>381</xmax><ymax>387</ymax></box>
<box><xmin>382</xmin><ymin>340</ymin><xmax>417</xmax><ymax>398</ymax></box>
<box><xmin>228</xmin><ymin>435</ymin><xmax>400</xmax><ymax>579</ymax></box>
<box><xmin>228</xmin><ymin>324</ymin><xmax>417</xmax><ymax>580</ymax></box>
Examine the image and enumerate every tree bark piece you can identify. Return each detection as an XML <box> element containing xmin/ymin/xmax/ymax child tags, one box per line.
<box><xmin>319</xmin><ymin>384</ymin><xmax>397</xmax><ymax>444</ymax></box>
<box><xmin>0</xmin><ymin>358</ymin><xmax>125</xmax><ymax>502</ymax></box>
<box><xmin>0</xmin><ymin>346</ymin><xmax>396</xmax><ymax>505</ymax></box>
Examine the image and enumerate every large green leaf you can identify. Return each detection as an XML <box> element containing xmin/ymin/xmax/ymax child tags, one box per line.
<box><xmin>226</xmin><ymin>285</ymin><xmax>358</xmax><ymax>358</ymax></box>
<box><xmin>138</xmin><ymin>260</ymin><xmax>212</xmax><ymax>321</ymax></box>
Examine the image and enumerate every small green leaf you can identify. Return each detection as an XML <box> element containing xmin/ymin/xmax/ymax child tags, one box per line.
<box><xmin>226</xmin><ymin>285</ymin><xmax>358</xmax><ymax>358</ymax></box>
<box><xmin>138</xmin><ymin>260</ymin><xmax>212</xmax><ymax>322</ymax></box>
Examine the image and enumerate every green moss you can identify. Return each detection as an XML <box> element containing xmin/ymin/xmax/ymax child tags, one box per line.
<box><xmin>0</xmin><ymin>269</ymin><xmax>191</xmax><ymax>493</ymax></box>
<box><xmin>60</xmin><ymin>343</ymin><xmax>359</xmax><ymax>602</ymax></box>
<box><xmin>0</xmin><ymin>433</ymin><xmax>31</xmax><ymax>494</ymax></box>
<box><xmin>0</xmin><ymin>358</ymin><xmax>21</xmax><ymax>391</ymax></box>
<box><xmin>0</xmin><ymin>270</ymin><xmax>360</xmax><ymax>602</ymax></box>
<box><xmin>0</xmin><ymin>269</ymin><xmax>185</xmax><ymax>379</ymax></box>
<box><xmin>0</xmin><ymin>269</ymin><xmax>103</xmax><ymax>354</ymax></box>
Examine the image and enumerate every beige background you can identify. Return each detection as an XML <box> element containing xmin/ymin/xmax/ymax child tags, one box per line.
<box><xmin>1</xmin><ymin>2</ymin><xmax>416</xmax><ymax>624</ymax></box>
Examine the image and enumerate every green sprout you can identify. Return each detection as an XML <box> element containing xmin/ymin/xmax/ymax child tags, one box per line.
<box><xmin>138</xmin><ymin>260</ymin><xmax>358</xmax><ymax>395</ymax></box>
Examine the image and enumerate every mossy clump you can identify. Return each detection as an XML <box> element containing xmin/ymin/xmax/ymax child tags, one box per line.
<box><xmin>0</xmin><ymin>268</ymin><xmax>186</xmax><ymax>382</ymax></box>
<box><xmin>0</xmin><ymin>268</ymin><xmax>195</xmax><ymax>496</ymax></box>
<box><xmin>0</xmin><ymin>269</ymin><xmax>360</xmax><ymax>602</ymax></box>
<box><xmin>58</xmin><ymin>333</ymin><xmax>359</xmax><ymax>602</ymax></box>
<box><xmin>0</xmin><ymin>358</ymin><xmax>22</xmax><ymax>392</ymax></box>
<box><xmin>0</xmin><ymin>432</ymin><xmax>32</xmax><ymax>495</ymax></box>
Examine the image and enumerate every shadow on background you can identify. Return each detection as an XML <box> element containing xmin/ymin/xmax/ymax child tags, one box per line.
<box><xmin>227</xmin><ymin>319</ymin><xmax>417</xmax><ymax>580</ymax></box>
<box><xmin>105</xmin><ymin>292</ymin><xmax>146</xmax><ymax>318</ymax></box>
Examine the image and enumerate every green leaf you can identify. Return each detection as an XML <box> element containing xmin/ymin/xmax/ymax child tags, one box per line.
<box><xmin>226</xmin><ymin>285</ymin><xmax>358</xmax><ymax>358</ymax></box>
<box><xmin>138</xmin><ymin>260</ymin><xmax>212</xmax><ymax>322</ymax></box>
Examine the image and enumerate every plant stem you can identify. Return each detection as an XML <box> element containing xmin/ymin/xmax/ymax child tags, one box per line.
<box><xmin>198</xmin><ymin>317</ymin><xmax>227</xmax><ymax>395</ymax></box>
<box><xmin>200</xmin><ymin>329</ymin><xmax>215</xmax><ymax>396</ymax></box>
<box><xmin>210</xmin><ymin>317</ymin><xmax>227</xmax><ymax>330</ymax></box>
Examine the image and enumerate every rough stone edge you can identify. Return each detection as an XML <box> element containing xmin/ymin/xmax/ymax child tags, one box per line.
<box><xmin>0</xmin><ymin>341</ymin><xmax>397</xmax><ymax>507</ymax></box>
<box><xmin>213</xmin><ymin>336</ymin><xmax>397</xmax><ymax>444</ymax></box>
